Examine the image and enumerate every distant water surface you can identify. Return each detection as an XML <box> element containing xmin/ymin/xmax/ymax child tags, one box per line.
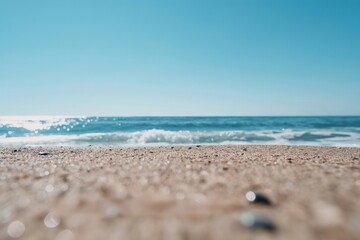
<box><xmin>0</xmin><ymin>116</ymin><xmax>359</xmax><ymax>147</ymax></box>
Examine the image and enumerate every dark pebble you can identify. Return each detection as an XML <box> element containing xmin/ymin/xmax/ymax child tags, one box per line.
<box><xmin>352</xmin><ymin>156</ymin><xmax>359</xmax><ymax>160</ymax></box>
<box><xmin>171</xmin><ymin>146</ymin><xmax>175</xmax><ymax>149</ymax></box>
<box><xmin>196</xmin><ymin>145</ymin><xmax>201</xmax><ymax>148</ymax></box>
<box><xmin>237</xmin><ymin>211</ymin><xmax>276</xmax><ymax>231</ymax></box>
<box><xmin>245</xmin><ymin>191</ymin><xmax>272</xmax><ymax>205</ymax></box>
<box><xmin>38</xmin><ymin>152</ymin><xmax>51</xmax><ymax>156</ymax></box>
<box><xmin>243</xmin><ymin>148</ymin><xmax>247</xmax><ymax>151</ymax></box>
<box><xmin>188</xmin><ymin>147</ymin><xmax>192</xmax><ymax>150</ymax></box>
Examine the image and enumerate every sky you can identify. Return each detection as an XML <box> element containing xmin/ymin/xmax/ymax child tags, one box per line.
<box><xmin>0</xmin><ymin>0</ymin><xmax>360</xmax><ymax>116</ymax></box>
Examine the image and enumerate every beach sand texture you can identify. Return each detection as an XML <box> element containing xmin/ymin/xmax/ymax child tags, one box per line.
<box><xmin>1</xmin><ymin>145</ymin><xmax>360</xmax><ymax>240</ymax></box>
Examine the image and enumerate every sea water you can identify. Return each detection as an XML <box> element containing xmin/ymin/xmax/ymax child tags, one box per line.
<box><xmin>0</xmin><ymin>116</ymin><xmax>359</xmax><ymax>147</ymax></box>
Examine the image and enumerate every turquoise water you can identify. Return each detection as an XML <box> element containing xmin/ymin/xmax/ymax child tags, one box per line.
<box><xmin>0</xmin><ymin>116</ymin><xmax>360</xmax><ymax>147</ymax></box>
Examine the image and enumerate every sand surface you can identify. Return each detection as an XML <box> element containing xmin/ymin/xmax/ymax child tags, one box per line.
<box><xmin>1</xmin><ymin>145</ymin><xmax>360</xmax><ymax>240</ymax></box>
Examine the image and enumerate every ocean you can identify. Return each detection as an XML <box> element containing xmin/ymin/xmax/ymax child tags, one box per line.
<box><xmin>0</xmin><ymin>116</ymin><xmax>359</xmax><ymax>147</ymax></box>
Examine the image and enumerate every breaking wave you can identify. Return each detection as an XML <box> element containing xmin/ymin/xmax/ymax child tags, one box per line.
<box><xmin>1</xmin><ymin>129</ymin><xmax>359</xmax><ymax>147</ymax></box>
<box><xmin>1</xmin><ymin>116</ymin><xmax>360</xmax><ymax>147</ymax></box>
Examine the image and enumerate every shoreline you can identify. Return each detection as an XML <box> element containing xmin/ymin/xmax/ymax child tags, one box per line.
<box><xmin>3</xmin><ymin>143</ymin><xmax>360</xmax><ymax>149</ymax></box>
<box><xmin>1</xmin><ymin>145</ymin><xmax>359</xmax><ymax>239</ymax></box>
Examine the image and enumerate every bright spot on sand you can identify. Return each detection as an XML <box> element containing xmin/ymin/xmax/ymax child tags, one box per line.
<box><xmin>55</xmin><ymin>229</ymin><xmax>74</xmax><ymax>240</ymax></box>
<box><xmin>176</xmin><ymin>192</ymin><xmax>185</xmax><ymax>200</ymax></box>
<box><xmin>45</xmin><ymin>184</ymin><xmax>54</xmax><ymax>193</ymax></box>
<box><xmin>7</xmin><ymin>220</ymin><xmax>25</xmax><ymax>238</ymax></box>
<box><xmin>245</xmin><ymin>191</ymin><xmax>256</xmax><ymax>202</ymax></box>
<box><xmin>104</xmin><ymin>205</ymin><xmax>119</xmax><ymax>218</ymax></box>
<box><xmin>238</xmin><ymin>211</ymin><xmax>256</xmax><ymax>227</ymax></box>
<box><xmin>44</xmin><ymin>213</ymin><xmax>60</xmax><ymax>228</ymax></box>
<box><xmin>355</xmin><ymin>180</ymin><xmax>360</xmax><ymax>186</ymax></box>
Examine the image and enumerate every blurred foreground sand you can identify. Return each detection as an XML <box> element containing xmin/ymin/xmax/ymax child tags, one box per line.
<box><xmin>1</xmin><ymin>145</ymin><xmax>360</xmax><ymax>240</ymax></box>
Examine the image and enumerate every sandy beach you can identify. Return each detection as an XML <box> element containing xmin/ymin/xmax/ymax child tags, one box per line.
<box><xmin>1</xmin><ymin>145</ymin><xmax>360</xmax><ymax>240</ymax></box>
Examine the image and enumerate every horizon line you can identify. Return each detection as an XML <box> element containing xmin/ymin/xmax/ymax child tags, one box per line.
<box><xmin>1</xmin><ymin>115</ymin><xmax>360</xmax><ymax>118</ymax></box>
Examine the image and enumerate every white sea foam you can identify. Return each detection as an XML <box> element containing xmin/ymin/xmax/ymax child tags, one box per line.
<box><xmin>0</xmin><ymin>129</ymin><xmax>359</xmax><ymax>147</ymax></box>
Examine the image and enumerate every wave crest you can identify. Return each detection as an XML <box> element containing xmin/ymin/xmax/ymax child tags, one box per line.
<box><xmin>1</xmin><ymin>129</ymin><xmax>359</xmax><ymax>147</ymax></box>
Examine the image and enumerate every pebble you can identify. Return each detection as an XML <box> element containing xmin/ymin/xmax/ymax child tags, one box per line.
<box><xmin>237</xmin><ymin>211</ymin><xmax>276</xmax><ymax>231</ymax></box>
<box><xmin>54</xmin><ymin>229</ymin><xmax>74</xmax><ymax>240</ymax></box>
<box><xmin>44</xmin><ymin>212</ymin><xmax>60</xmax><ymax>228</ymax></box>
<box><xmin>39</xmin><ymin>152</ymin><xmax>51</xmax><ymax>156</ymax></box>
<box><xmin>245</xmin><ymin>191</ymin><xmax>272</xmax><ymax>205</ymax></box>
<box><xmin>7</xmin><ymin>220</ymin><xmax>26</xmax><ymax>238</ymax></box>
<box><xmin>312</xmin><ymin>201</ymin><xmax>344</xmax><ymax>228</ymax></box>
<box><xmin>45</xmin><ymin>184</ymin><xmax>54</xmax><ymax>193</ymax></box>
<box><xmin>103</xmin><ymin>205</ymin><xmax>120</xmax><ymax>218</ymax></box>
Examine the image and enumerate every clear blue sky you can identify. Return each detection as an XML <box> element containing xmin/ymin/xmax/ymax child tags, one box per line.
<box><xmin>1</xmin><ymin>0</ymin><xmax>359</xmax><ymax>116</ymax></box>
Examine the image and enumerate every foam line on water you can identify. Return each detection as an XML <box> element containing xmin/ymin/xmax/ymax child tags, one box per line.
<box><xmin>1</xmin><ymin>129</ymin><xmax>359</xmax><ymax>147</ymax></box>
